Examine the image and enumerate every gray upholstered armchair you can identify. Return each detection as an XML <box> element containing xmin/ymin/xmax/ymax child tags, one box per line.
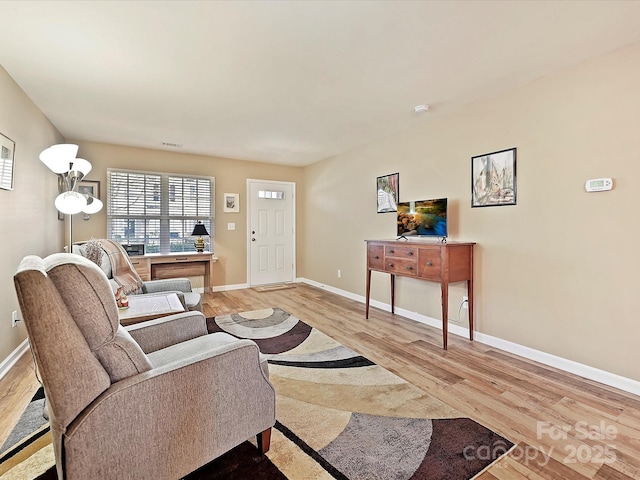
<box><xmin>14</xmin><ymin>253</ymin><xmax>275</xmax><ymax>480</ymax></box>
<box><xmin>73</xmin><ymin>239</ymin><xmax>202</xmax><ymax>312</ymax></box>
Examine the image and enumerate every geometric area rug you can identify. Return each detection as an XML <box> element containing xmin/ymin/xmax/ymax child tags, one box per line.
<box><xmin>205</xmin><ymin>308</ymin><xmax>514</xmax><ymax>480</ymax></box>
<box><xmin>0</xmin><ymin>308</ymin><xmax>513</xmax><ymax>480</ymax></box>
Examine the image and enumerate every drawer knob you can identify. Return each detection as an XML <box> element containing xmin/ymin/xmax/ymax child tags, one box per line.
<box><xmin>374</xmin><ymin>256</ymin><xmax>379</xmax><ymax>259</ymax></box>
<box><xmin>388</xmin><ymin>263</ymin><xmax>394</xmax><ymax>268</ymax></box>
<box><xmin>389</xmin><ymin>250</ymin><xmax>394</xmax><ymax>254</ymax></box>
<box><xmin>407</xmin><ymin>251</ymin><xmax>413</xmax><ymax>256</ymax></box>
<box><xmin>406</xmin><ymin>266</ymin><xmax>413</xmax><ymax>271</ymax></box>
<box><xmin>426</xmin><ymin>261</ymin><xmax>433</xmax><ymax>267</ymax></box>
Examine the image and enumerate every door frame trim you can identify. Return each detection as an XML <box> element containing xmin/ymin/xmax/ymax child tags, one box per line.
<box><xmin>246</xmin><ymin>179</ymin><xmax>297</xmax><ymax>287</ymax></box>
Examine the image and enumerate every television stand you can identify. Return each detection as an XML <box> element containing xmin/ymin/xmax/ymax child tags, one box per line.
<box><xmin>365</xmin><ymin>239</ymin><xmax>475</xmax><ymax>349</ymax></box>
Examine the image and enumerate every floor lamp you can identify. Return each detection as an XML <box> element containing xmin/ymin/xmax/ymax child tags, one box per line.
<box><xmin>40</xmin><ymin>144</ymin><xmax>103</xmax><ymax>250</ymax></box>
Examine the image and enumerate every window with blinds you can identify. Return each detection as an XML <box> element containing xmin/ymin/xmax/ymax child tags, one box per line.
<box><xmin>107</xmin><ymin>169</ymin><xmax>214</xmax><ymax>254</ymax></box>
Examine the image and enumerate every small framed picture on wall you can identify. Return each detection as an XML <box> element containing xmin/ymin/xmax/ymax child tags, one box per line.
<box><xmin>224</xmin><ymin>193</ymin><xmax>240</xmax><ymax>213</ymax></box>
<box><xmin>78</xmin><ymin>180</ymin><xmax>100</xmax><ymax>199</ymax></box>
<box><xmin>376</xmin><ymin>172</ymin><xmax>399</xmax><ymax>213</ymax></box>
<box><xmin>471</xmin><ymin>148</ymin><xmax>516</xmax><ymax>207</ymax></box>
<box><xmin>0</xmin><ymin>132</ymin><xmax>16</xmax><ymax>191</ymax></box>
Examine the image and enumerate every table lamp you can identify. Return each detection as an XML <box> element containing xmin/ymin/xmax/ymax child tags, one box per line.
<box><xmin>191</xmin><ymin>221</ymin><xmax>209</xmax><ymax>252</ymax></box>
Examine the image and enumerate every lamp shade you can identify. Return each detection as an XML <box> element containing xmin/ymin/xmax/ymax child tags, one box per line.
<box><xmin>82</xmin><ymin>195</ymin><xmax>103</xmax><ymax>214</ymax></box>
<box><xmin>191</xmin><ymin>222</ymin><xmax>209</xmax><ymax>236</ymax></box>
<box><xmin>55</xmin><ymin>191</ymin><xmax>87</xmax><ymax>214</ymax></box>
<box><xmin>40</xmin><ymin>144</ymin><xmax>79</xmax><ymax>174</ymax></box>
<box><xmin>69</xmin><ymin>158</ymin><xmax>92</xmax><ymax>177</ymax></box>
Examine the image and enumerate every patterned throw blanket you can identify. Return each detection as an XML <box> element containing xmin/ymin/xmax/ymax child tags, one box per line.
<box><xmin>100</xmin><ymin>239</ymin><xmax>144</xmax><ymax>294</ymax></box>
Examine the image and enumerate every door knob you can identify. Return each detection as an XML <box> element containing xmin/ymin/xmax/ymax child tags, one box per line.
<box><xmin>252</xmin><ymin>238</ymin><xmax>256</xmax><ymax>241</ymax></box>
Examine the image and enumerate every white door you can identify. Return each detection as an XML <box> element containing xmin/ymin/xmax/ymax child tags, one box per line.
<box><xmin>248</xmin><ymin>180</ymin><xmax>295</xmax><ymax>286</ymax></box>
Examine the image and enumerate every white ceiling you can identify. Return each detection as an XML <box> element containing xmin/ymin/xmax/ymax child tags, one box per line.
<box><xmin>2</xmin><ymin>1</ymin><xmax>640</xmax><ymax>167</ymax></box>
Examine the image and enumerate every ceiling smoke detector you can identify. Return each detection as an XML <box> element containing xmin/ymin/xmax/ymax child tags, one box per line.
<box><xmin>414</xmin><ymin>105</ymin><xmax>429</xmax><ymax>114</ymax></box>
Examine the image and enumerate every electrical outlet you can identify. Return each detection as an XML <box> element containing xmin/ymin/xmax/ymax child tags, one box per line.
<box><xmin>337</xmin><ymin>269</ymin><xmax>342</xmax><ymax>278</ymax></box>
<box><xmin>11</xmin><ymin>310</ymin><xmax>19</xmax><ymax>328</ymax></box>
<box><xmin>462</xmin><ymin>296</ymin><xmax>468</xmax><ymax>309</ymax></box>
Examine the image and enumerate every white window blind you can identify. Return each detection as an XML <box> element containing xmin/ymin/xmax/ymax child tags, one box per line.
<box><xmin>107</xmin><ymin>169</ymin><xmax>214</xmax><ymax>253</ymax></box>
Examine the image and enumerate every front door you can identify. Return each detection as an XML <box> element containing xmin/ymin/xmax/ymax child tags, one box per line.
<box><xmin>247</xmin><ymin>180</ymin><xmax>295</xmax><ymax>286</ymax></box>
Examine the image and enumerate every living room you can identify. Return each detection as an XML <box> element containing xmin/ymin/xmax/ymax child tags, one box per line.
<box><xmin>2</xmin><ymin>2</ymin><xmax>640</xmax><ymax>479</ymax></box>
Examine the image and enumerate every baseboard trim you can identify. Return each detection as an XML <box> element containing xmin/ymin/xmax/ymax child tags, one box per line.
<box><xmin>0</xmin><ymin>338</ymin><xmax>29</xmax><ymax>381</ymax></box>
<box><xmin>298</xmin><ymin>277</ymin><xmax>640</xmax><ymax>397</ymax></box>
<box><xmin>214</xmin><ymin>282</ymin><xmax>250</xmax><ymax>292</ymax></box>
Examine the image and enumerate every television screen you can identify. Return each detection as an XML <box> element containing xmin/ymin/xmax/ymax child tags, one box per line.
<box><xmin>397</xmin><ymin>198</ymin><xmax>447</xmax><ymax>238</ymax></box>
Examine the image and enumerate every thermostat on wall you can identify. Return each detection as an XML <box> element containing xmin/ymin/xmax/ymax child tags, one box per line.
<box><xmin>585</xmin><ymin>178</ymin><xmax>613</xmax><ymax>192</ymax></box>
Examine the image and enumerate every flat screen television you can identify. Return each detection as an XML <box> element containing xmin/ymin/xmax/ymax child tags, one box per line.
<box><xmin>397</xmin><ymin>198</ymin><xmax>448</xmax><ymax>239</ymax></box>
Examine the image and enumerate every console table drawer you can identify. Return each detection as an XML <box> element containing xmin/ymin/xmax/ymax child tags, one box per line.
<box><xmin>162</xmin><ymin>256</ymin><xmax>199</xmax><ymax>263</ymax></box>
<box><xmin>152</xmin><ymin>262</ymin><xmax>206</xmax><ymax>279</ymax></box>
<box><xmin>385</xmin><ymin>258</ymin><xmax>418</xmax><ymax>276</ymax></box>
<box><xmin>418</xmin><ymin>249</ymin><xmax>442</xmax><ymax>279</ymax></box>
<box><xmin>367</xmin><ymin>245</ymin><xmax>384</xmax><ymax>269</ymax></box>
<box><xmin>385</xmin><ymin>245</ymin><xmax>416</xmax><ymax>258</ymax></box>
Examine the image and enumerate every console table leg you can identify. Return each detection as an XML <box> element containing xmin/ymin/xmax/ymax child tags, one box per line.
<box><xmin>467</xmin><ymin>279</ymin><xmax>474</xmax><ymax>341</ymax></box>
<box><xmin>390</xmin><ymin>274</ymin><xmax>395</xmax><ymax>314</ymax></box>
<box><xmin>205</xmin><ymin>261</ymin><xmax>212</xmax><ymax>293</ymax></box>
<box><xmin>441</xmin><ymin>282</ymin><xmax>449</xmax><ymax>350</ymax></box>
<box><xmin>365</xmin><ymin>269</ymin><xmax>372</xmax><ymax>319</ymax></box>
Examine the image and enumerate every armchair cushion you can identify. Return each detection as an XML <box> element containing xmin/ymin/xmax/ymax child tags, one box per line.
<box><xmin>143</xmin><ymin>278</ymin><xmax>193</xmax><ymax>293</ymax></box>
<box><xmin>142</xmin><ymin>279</ymin><xmax>202</xmax><ymax>311</ymax></box>
<box><xmin>126</xmin><ymin>311</ymin><xmax>208</xmax><ymax>353</ymax></box>
<box><xmin>146</xmin><ymin>332</ymin><xmax>269</xmax><ymax>378</ymax></box>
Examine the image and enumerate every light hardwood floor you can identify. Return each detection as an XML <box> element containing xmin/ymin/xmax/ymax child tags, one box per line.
<box><xmin>2</xmin><ymin>284</ymin><xmax>639</xmax><ymax>479</ymax></box>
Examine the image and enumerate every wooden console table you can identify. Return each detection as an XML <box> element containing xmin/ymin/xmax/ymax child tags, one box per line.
<box><xmin>130</xmin><ymin>252</ymin><xmax>217</xmax><ymax>293</ymax></box>
<box><xmin>365</xmin><ymin>240</ymin><xmax>475</xmax><ymax>349</ymax></box>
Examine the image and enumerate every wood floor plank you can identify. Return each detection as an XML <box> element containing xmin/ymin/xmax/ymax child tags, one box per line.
<box><xmin>594</xmin><ymin>463</ymin><xmax>638</xmax><ymax>480</ymax></box>
<box><xmin>0</xmin><ymin>352</ymin><xmax>41</xmax><ymax>447</ymax></box>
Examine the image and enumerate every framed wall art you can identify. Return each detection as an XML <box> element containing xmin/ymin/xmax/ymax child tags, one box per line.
<box><xmin>471</xmin><ymin>147</ymin><xmax>516</xmax><ymax>207</ymax></box>
<box><xmin>224</xmin><ymin>193</ymin><xmax>240</xmax><ymax>213</ymax></box>
<box><xmin>78</xmin><ymin>180</ymin><xmax>100</xmax><ymax>199</ymax></box>
<box><xmin>376</xmin><ymin>172</ymin><xmax>399</xmax><ymax>213</ymax></box>
<box><xmin>0</xmin><ymin>132</ymin><xmax>16</xmax><ymax>191</ymax></box>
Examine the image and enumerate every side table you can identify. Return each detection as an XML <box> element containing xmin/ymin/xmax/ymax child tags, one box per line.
<box><xmin>118</xmin><ymin>292</ymin><xmax>185</xmax><ymax>326</ymax></box>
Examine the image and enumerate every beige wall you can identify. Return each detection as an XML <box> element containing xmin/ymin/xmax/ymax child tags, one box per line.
<box><xmin>302</xmin><ymin>42</ymin><xmax>640</xmax><ymax>381</ymax></box>
<box><xmin>68</xmin><ymin>141</ymin><xmax>304</xmax><ymax>288</ymax></box>
<box><xmin>0</xmin><ymin>66</ymin><xmax>65</xmax><ymax>363</ymax></box>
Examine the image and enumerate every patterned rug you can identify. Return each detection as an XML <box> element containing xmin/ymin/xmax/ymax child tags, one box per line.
<box><xmin>1</xmin><ymin>308</ymin><xmax>512</xmax><ymax>479</ymax></box>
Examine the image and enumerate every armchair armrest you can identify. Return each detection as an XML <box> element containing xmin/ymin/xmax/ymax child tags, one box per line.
<box><xmin>143</xmin><ymin>278</ymin><xmax>192</xmax><ymax>293</ymax></box>
<box><xmin>125</xmin><ymin>311</ymin><xmax>207</xmax><ymax>353</ymax></box>
<box><xmin>63</xmin><ymin>336</ymin><xmax>276</xmax><ymax>480</ymax></box>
